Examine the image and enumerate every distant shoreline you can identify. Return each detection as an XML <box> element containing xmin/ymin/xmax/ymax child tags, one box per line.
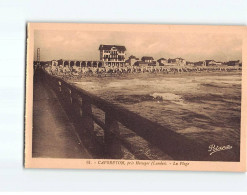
<box><xmin>42</xmin><ymin>64</ymin><xmax>242</xmax><ymax>82</ymax></box>
<box><xmin>63</xmin><ymin>69</ymin><xmax>242</xmax><ymax>83</ymax></box>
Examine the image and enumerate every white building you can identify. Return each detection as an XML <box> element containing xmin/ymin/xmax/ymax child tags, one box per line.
<box><xmin>157</xmin><ymin>58</ymin><xmax>168</xmax><ymax>66</ymax></box>
<box><xmin>99</xmin><ymin>45</ymin><xmax>126</xmax><ymax>67</ymax></box>
<box><xmin>126</xmin><ymin>55</ymin><xmax>139</xmax><ymax>66</ymax></box>
<box><xmin>168</xmin><ymin>57</ymin><xmax>186</xmax><ymax>66</ymax></box>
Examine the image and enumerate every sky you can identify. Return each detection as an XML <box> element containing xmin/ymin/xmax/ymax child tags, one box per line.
<box><xmin>33</xmin><ymin>30</ymin><xmax>242</xmax><ymax>62</ymax></box>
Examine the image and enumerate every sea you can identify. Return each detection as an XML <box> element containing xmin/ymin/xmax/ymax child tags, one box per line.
<box><xmin>73</xmin><ymin>72</ymin><xmax>241</xmax><ymax>161</ymax></box>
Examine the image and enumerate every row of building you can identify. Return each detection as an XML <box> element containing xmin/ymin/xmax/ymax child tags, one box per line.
<box><xmin>40</xmin><ymin>44</ymin><xmax>241</xmax><ymax>68</ymax></box>
<box><xmin>99</xmin><ymin>44</ymin><xmax>241</xmax><ymax>67</ymax></box>
<box><xmin>99</xmin><ymin>45</ymin><xmax>188</xmax><ymax>67</ymax></box>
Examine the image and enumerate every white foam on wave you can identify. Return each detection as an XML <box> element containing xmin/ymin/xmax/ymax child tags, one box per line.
<box><xmin>106</xmin><ymin>79</ymin><xmax>142</xmax><ymax>88</ymax></box>
<box><xmin>74</xmin><ymin>81</ymin><xmax>94</xmax><ymax>86</ymax></box>
<box><xmin>106</xmin><ymin>78</ymin><xmax>200</xmax><ymax>95</ymax></box>
<box><xmin>151</xmin><ymin>92</ymin><xmax>182</xmax><ymax>101</ymax></box>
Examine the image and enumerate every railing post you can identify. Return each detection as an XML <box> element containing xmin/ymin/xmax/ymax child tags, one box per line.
<box><xmin>60</xmin><ymin>84</ymin><xmax>68</xmax><ymax>105</ymax></box>
<box><xmin>104</xmin><ymin>112</ymin><xmax>122</xmax><ymax>159</ymax></box>
<box><xmin>70</xmin><ymin>91</ymin><xmax>81</xmax><ymax>123</ymax></box>
<box><xmin>70</xmin><ymin>90</ymin><xmax>76</xmax><ymax>119</ymax></box>
<box><xmin>80</xmin><ymin>99</ymin><xmax>101</xmax><ymax>155</ymax></box>
<box><xmin>58</xmin><ymin>81</ymin><xmax>61</xmax><ymax>93</ymax></box>
<box><xmin>81</xmin><ymin>100</ymin><xmax>94</xmax><ymax>133</ymax></box>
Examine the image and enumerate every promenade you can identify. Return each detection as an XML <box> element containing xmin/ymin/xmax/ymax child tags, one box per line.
<box><xmin>32</xmin><ymin>71</ymin><xmax>92</xmax><ymax>159</ymax></box>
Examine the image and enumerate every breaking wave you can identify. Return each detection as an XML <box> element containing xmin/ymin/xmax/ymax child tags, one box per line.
<box><xmin>151</xmin><ymin>92</ymin><xmax>182</xmax><ymax>101</ymax></box>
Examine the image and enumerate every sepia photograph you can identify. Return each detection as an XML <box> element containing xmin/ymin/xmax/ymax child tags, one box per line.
<box><xmin>3</xmin><ymin>0</ymin><xmax>247</xmax><ymax>192</ymax></box>
<box><xmin>25</xmin><ymin>23</ymin><xmax>247</xmax><ymax>171</ymax></box>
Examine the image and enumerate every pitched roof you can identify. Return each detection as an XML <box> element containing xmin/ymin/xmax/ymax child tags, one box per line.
<box><xmin>99</xmin><ymin>44</ymin><xmax>126</xmax><ymax>51</ymax></box>
<box><xmin>141</xmin><ymin>56</ymin><xmax>154</xmax><ymax>60</ymax></box>
<box><xmin>158</xmin><ymin>58</ymin><xmax>166</xmax><ymax>61</ymax></box>
<box><xmin>228</xmin><ymin>60</ymin><xmax>240</xmax><ymax>63</ymax></box>
<box><xmin>168</xmin><ymin>58</ymin><xmax>177</xmax><ymax>62</ymax></box>
<box><xmin>129</xmin><ymin>55</ymin><xmax>139</xmax><ymax>60</ymax></box>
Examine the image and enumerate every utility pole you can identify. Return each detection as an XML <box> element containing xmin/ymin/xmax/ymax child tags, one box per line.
<box><xmin>37</xmin><ymin>48</ymin><xmax>40</xmax><ymax>66</ymax></box>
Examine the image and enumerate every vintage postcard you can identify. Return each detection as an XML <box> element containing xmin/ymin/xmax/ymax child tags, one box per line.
<box><xmin>25</xmin><ymin>23</ymin><xmax>247</xmax><ymax>171</ymax></box>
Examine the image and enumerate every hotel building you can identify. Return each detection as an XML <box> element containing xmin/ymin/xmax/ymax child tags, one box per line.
<box><xmin>99</xmin><ymin>44</ymin><xmax>126</xmax><ymax>67</ymax></box>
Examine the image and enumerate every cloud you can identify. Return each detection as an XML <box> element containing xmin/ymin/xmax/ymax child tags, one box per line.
<box><xmin>34</xmin><ymin>30</ymin><xmax>242</xmax><ymax>62</ymax></box>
